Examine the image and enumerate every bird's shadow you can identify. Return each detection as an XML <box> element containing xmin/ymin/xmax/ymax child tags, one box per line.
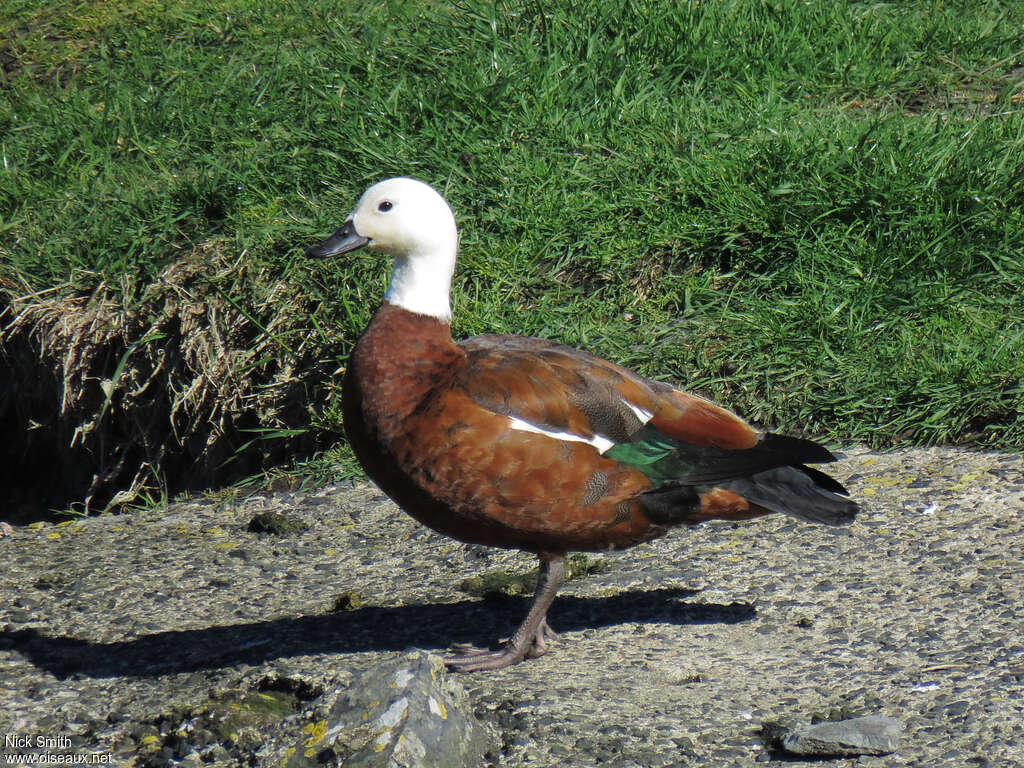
<box><xmin>0</xmin><ymin>588</ymin><xmax>755</xmax><ymax>679</ymax></box>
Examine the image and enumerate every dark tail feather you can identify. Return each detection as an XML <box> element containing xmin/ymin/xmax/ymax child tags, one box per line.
<box><xmin>756</xmin><ymin>433</ymin><xmax>838</xmax><ymax>465</ymax></box>
<box><xmin>719</xmin><ymin>466</ymin><xmax>858</xmax><ymax>526</ymax></box>
<box><xmin>795</xmin><ymin>463</ymin><xmax>850</xmax><ymax>494</ymax></box>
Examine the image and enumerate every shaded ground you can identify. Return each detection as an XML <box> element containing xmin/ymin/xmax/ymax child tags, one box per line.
<box><xmin>1</xmin><ymin>446</ymin><xmax>1022</xmax><ymax>766</ymax></box>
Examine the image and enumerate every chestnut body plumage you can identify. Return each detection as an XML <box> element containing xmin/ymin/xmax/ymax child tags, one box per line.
<box><xmin>310</xmin><ymin>177</ymin><xmax>858</xmax><ymax>672</ymax></box>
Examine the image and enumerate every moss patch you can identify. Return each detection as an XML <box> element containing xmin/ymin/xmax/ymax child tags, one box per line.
<box><xmin>459</xmin><ymin>554</ymin><xmax>608</xmax><ymax>599</ymax></box>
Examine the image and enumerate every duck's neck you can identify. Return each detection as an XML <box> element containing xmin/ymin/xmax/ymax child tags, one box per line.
<box><xmin>382</xmin><ymin>243</ymin><xmax>456</xmax><ymax>322</ymax></box>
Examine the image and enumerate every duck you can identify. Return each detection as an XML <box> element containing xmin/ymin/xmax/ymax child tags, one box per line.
<box><xmin>307</xmin><ymin>177</ymin><xmax>858</xmax><ymax>673</ymax></box>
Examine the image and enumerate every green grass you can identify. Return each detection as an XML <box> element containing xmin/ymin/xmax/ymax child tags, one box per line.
<box><xmin>3</xmin><ymin>0</ymin><xmax>1024</xmax><ymax>466</ymax></box>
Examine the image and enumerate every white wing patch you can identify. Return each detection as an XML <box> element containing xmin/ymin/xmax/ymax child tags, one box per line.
<box><xmin>507</xmin><ymin>416</ymin><xmax>616</xmax><ymax>454</ymax></box>
<box><xmin>624</xmin><ymin>401</ymin><xmax>654</xmax><ymax>424</ymax></box>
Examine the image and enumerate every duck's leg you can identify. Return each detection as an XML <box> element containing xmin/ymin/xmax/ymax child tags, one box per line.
<box><xmin>446</xmin><ymin>553</ymin><xmax>566</xmax><ymax>673</ymax></box>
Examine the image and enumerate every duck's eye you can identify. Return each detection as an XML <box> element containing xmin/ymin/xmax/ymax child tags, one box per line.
<box><xmin>377</xmin><ymin>200</ymin><xmax>393</xmax><ymax>212</ymax></box>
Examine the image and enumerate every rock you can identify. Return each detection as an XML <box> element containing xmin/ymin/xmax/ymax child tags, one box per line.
<box><xmin>780</xmin><ymin>714</ymin><xmax>902</xmax><ymax>756</ymax></box>
<box><xmin>309</xmin><ymin>650</ymin><xmax>493</xmax><ymax>767</ymax></box>
<box><xmin>648</xmin><ymin>661</ymin><xmax>703</xmax><ymax>685</ymax></box>
<box><xmin>201</xmin><ymin>743</ymin><xmax>231</xmax><ymax>763</ymax></box>
<box><xmin>331</xmin><ymin>591</ymin><xmax>363</xmax><ymax>611</ymax></box>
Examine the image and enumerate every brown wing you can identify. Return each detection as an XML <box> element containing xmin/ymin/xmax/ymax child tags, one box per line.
<box><xmin>457</xmin><ymin>334</ymin><xmax>760</xmax><ymax>450</ymax></box>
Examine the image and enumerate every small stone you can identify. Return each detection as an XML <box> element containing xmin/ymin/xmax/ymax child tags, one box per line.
<box><xmin>781</xmin><ymin>714</ymin><xmax>902</xmax><ymax>757</ymax></box>
<box><xmin>330</xmin><ymin>591</ymin><xmax>362</xmax><ymax>611</ymax></box>
<box><xmin>32</xmin><ymin>573</ymin><xmax>62</xmax><ymax>590</ymax></box>
<box><xmin>649</xmin><ymin>662</ymin><xmax>702</xmax><ymax>685</ymax></box>
<box><xmin>202</xmin><ymin>743</ymin><xmax>231</xmax><ymax>763</ymax></box>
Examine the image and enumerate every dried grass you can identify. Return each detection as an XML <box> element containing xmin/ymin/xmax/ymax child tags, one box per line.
<box><xmin>0</xmin><ymin>245</ymin><xmax>339</xmax><ymax>520</ymax></box>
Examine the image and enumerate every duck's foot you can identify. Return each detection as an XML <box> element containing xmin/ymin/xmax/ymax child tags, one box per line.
<box><xmin>445</xmin><ymin>553</ymin><xmax>566</xmax><ymax>673</ymax></box>
<box><xmin>446</xmin><ymin>620</ymin><xmax>558</xmax><ymax>672</ymax></box>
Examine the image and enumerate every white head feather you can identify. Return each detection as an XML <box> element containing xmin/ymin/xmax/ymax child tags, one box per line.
<box><xmin>348</xmin><ymin>177</ymin><xmax>459</xmax><ymax>322</ymax></box>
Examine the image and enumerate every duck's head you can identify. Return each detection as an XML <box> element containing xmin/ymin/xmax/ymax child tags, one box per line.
<box><xmin>307</xmin><ymin>177</ymin><xmax>458</xmax><ymax>322</ymax></box>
